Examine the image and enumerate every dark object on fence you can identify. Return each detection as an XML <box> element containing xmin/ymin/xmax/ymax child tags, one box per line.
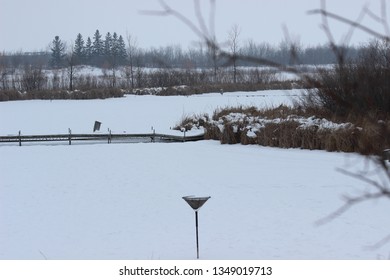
<box><xmin>182</xmin><ymin>195</ymin><xmax>211</xmax><ymax>259</ymax></box>
<box><xmin>93</xmin><ymin>121</ymin><xmax>102</xmax><ymax>132</ymax></box>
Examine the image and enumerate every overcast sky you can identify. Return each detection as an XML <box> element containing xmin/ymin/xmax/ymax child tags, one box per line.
<box><xmin>0</xmin><ymin>0</ymin><xmax>387</xmax><ymax>52</ymax></box>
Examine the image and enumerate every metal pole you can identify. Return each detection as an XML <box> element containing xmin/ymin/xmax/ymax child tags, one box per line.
<box><xmin>195</xmin><ymin>210</ymin><xmax>199</xmax><ymax>259</ymax></box>
<box><xmin>182</xmin><ymin>196</ymin><xmax>210</xmax><ymax>259</ymax></box>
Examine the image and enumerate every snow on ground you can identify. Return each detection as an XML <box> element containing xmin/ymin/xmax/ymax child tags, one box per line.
<box><xmin>0</xmin><ymin>90</ymin><xmax>301</xmax><ymax>135</ymax></box>
<box><xmin>1</xmin><ymin>90</ymin><xmax>390</xmax><ymax>260</ymax></box>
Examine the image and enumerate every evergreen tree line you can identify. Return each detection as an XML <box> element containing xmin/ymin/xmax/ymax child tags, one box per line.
<box><xmin>1</xmin><ymin>36</ymin><xmax>360</xmax><ymax>71</ymax></box>
<box><xmin>50</xmin><ymin>30</ymin><xmax>127</xmax><ymax>68</ymax></box>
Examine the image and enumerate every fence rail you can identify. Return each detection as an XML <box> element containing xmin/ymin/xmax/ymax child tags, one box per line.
<box><xmin>0</xmin><ymin>131</ymin><xmax>204</xmax><ymax>146</ymax></box>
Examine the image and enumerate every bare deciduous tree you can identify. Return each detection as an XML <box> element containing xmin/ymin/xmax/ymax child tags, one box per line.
<box><xmin>66</xmin><ymin>44</ymin><xmax>77</xmax><ymax>91</ymax></box>
<box><xmin>125</xmin><ymin>33</ymin><xmax>138</xmax><ymax>89</ymax></box>
<box><xmin>0</xmin><ymin>53</ymin><xmax>8</xmax><ymax>90</ymax></box>
<box><xmin>227</xmin><ymin>24</ymin><xmax>241</xmax><ymax>83</ymax></box>
<box><xmin>21</xmin><ymin>64</ymin><xmax>46</xmax><ymax>92</ymax></box>
<box><xmin>207</xmin><ymin>35</ymin><xmax>219</xmax><ymax>83</ymax></box>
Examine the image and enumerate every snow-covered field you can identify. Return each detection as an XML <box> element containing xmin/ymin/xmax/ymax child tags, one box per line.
<box><xmin>1</xmin><ymin>90</ymin><xmax>390</xmax><ymax>260</ymax></box>
<box><xmin>0</xmin><ymin>90</ymin><xmax>301</xmax><ymax>135</ymax></box>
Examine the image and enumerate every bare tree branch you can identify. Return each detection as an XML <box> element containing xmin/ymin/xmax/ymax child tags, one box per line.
<box><xmin>141</xmin><ymin>0</ymin><xmax>314</xmax><ymax>83</ymax></box>
<box><xmin>343</xmin><ymin>4</ymin><xmax>368</xmax><ymax>47</ymax></box>
<box><xmin>140</xmin><ymin>0</ymin><xmax>207</xmax><ymax>41</ymax></box>
<box><xmin>364</xmin><ymin>0</ymin><xmax>390</xmax><ymax>37</ymax></box>
<box><xmin>282</xmin><ymin>25</ymin><xmax>302</xmax><ymax>65</ymax></box>
<box><xmin>336</xmin><ymin>168</ymin><xmax>390</xmax><ymax>196</ymax></box>
<box><xmin>315</xmin><ymin>191</ymin><xmax>386</xmax><ymax>226</ymax></box>
<box><xmin>194</xmin><ymin>0</ymin><xmax>210</xmax><ymax>39</ymax></box>
<box><xmin>381</xmin><ymin>0</ymin><xmax>390</xmax><ymax>36</ymax></box>
<box><xmin>365</xmin><ymin>233</ymin><xmax>390</xmax><ymax>250</ymax></box>
<box><xmin>209</xmin><ymin>0</ymin><xmax>216</xmax><ymax>39</ymax></box>
<box><xmin>315</xmin><ymin>201</ymin><xmax>352</xmax><ymax>226</ymax></box>
<box><xmin>316</xmin><ymin>157</ymin><xmax>390</xmax><ymax>229</ymax></box>
<box><xmin>308</xmin><ymin>6</ymin><xmax>390</xmax><ymax>42</ymax></box>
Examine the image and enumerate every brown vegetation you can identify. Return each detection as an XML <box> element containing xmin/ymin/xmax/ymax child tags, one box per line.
<box><xmin>0</xmin><ymin>88</ymin><xmax>123</xmax><ymax>101</ymax></box>
<box><xmin>176</xmin><ymin>104</ymin><xmax>390</xmax><ymax>155</ymax></box>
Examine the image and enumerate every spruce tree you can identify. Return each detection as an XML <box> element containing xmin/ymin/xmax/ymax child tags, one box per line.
<box><xmin>104</xmin><ymin>32</ymin><xmax>113</xmax><ymax>59</ymax></box>
<box><xmin>50</xmin><ymin>35</ymin><xmax>66</xmax><ymax>69</ymax></box>
<box><xmin>111</xmin><ymin>32</ymin><xmax>119</xmax><ymax>59</ymax></box>
<box><xmin>117</xmin><ymin>35</ymin><xmax>127</xmax><ymax>65</ymax></box>
<box><xmin>73</xmin><ymin>33</ymin><xmax>85</xmax><ymax>65</ymax></box>
<box><xmin>85</xmin><ymin>37</ymin><xmax>92</xmax><ymax>65</ymax></box>
<box><xmin>92</xmin><ymin>30</ymin><xmax>103</xmax><ymax>65</ymax></box>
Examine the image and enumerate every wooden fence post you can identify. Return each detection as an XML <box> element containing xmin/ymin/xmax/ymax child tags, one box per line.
<box><xmin>151</xmin><ymin>127</ymin><xmax>155</xmax><ymax>143</ymax></box>
<box><xmin>68</xmin><ymin>128</ymin><xmax>72</xmax><ymax>145</ymax></box>
<box><xmin>18</xmin><ymin>130</ymin><xmax>22</xmax><ymax>147</ymax></box>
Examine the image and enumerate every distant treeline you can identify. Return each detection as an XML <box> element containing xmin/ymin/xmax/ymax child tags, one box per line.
<box><xmin>0</xmin><ymin>31</ymin><xmax>364</xmax><ymax>98</ymax></box>
<box><xmin>0</xmin><ymin>30</ymin><xmax>360</xmax><ymax>69</ymax></box>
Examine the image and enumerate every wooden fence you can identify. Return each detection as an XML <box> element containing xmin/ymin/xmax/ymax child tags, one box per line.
<box><xmin>0</xmin><ymin>130</ymin><xmax>204</xmax><ymax>146</ymax></box>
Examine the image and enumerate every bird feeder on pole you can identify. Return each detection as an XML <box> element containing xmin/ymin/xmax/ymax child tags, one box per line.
<box><xmin>182</xmin><ymin>195</ymin><xmax>210</xmax><ymax>259</ymax></box>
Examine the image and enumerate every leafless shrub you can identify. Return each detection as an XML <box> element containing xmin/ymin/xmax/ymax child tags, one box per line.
<box><xmin>302</xmin><ymin>39</ymin><xmax>390</xmax><ymax>121</ymax></box>
<box><xmin>21</xmin><ymin>65</ymin><xmax>47</xmax><ymax>92</ymax></box>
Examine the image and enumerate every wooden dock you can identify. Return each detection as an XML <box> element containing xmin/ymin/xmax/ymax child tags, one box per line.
<box><xmin>0</xmin><ymin>131</ymin><xmax>204</xmax><ymax>146</ymax></box>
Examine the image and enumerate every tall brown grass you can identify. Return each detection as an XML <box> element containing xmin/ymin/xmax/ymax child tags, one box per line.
<box><xmin>176</xmin><ymin>105</ymin><xmax>390</xmax><ymax>154</ymax></box>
